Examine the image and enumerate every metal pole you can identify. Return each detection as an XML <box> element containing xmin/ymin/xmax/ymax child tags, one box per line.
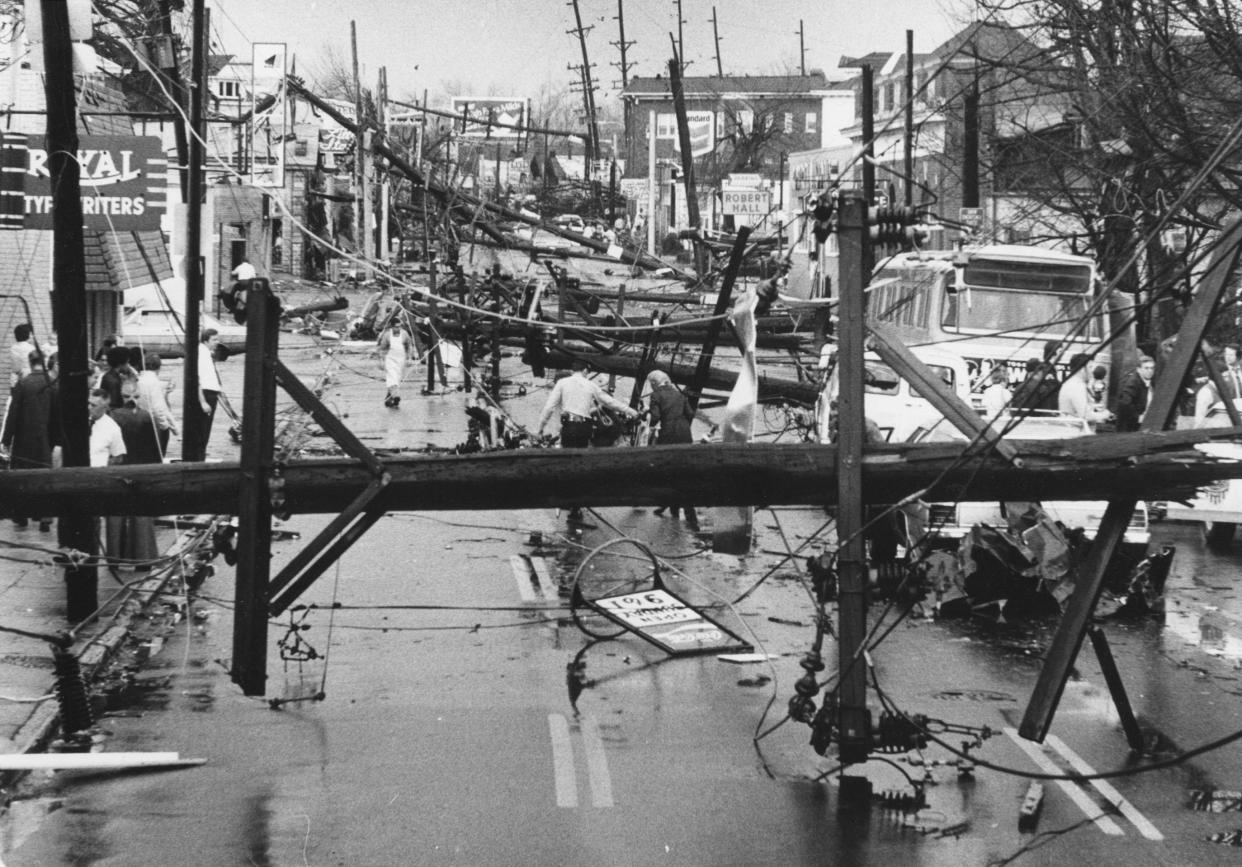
<box><xmin>180</xmin><ymin>0</ymin><xmax>206</xmax><ymax>461</ymax></box>
<box><xmin>836</xmin><ymin>192</ymin><xmax>872</xmax><ymax>769</ymax></box>
<box><xmin>860</xmin><ymin>64</ymin><xmax>875</xmax><ymax>277</ymax></box>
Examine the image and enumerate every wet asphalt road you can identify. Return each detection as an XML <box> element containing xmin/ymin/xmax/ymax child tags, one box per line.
<box><xmin>5</xmin><ymin>301</ymin><xmax>1242</xmax><ymax>864</ymax></box>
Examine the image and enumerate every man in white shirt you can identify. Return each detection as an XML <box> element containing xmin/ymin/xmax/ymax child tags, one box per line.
<box><xmin>88</xmin><ymin>388</ymin><xmax>126</xmax><ymax>467</ymax></box>
<box><xmin>8</xmin><ymin>322</ymin><xmax>34</xmax><ymax>387</ymax></box>
<box><xmin>537</xmin><ymin>358</ymin><xmax>637</xmax><ymax>448</ymax></box>
<box><xmin>1058</xmin><ymin>353</ymin><xmax>1112</xmax><ymax>430</ymax></box>
<box><xmin>537</xmin><ymin>359</ymin><xmax>638</xmax><ymax>523</ymax></box>
<box><xmin>230</xmin><ymin>257</ymin><xmax>257</xmax><ymax>281</ymax></box>
<box><xmin>188</xmin><ymin>329</ymin><xmax>222</xmax><ymax>461</ymax></box>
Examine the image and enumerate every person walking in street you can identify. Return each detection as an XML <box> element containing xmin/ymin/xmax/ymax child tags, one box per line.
<box><xmin>1116</xmin><ymin>355</ymin><xmax>1156</xmax><ymax>431</ymax></box>
<box><xmin>1012</xmin><ymin>340</ymin><xmax>1062</xmax><ymax>412</ymax></box>
<box><xmin>645</xmin><ymin>369</ymin><xmax>713</xmax><ymax>531</ymax></box>
<box><xmin>537</xmin><ymin>358</ymin><xmax>639</xmax><ymax>522</ymax></box>
<box><xmin>377</xmin><ymin>320</ymin><xmax>412</xmax><ymax>407</ymax></box>
<box><xmin>106</xmin><ymin>380</ymin><xmax>160</xmax><ymax>569</ymax></box>
<box><xmin>1058</xmin><ymin>353</ymin><xmax>1113</xmax><ymax>430</ymax></box>
<box><xmin>8</xmin><ymin>322</ymin><xmax>34</xmax><ymax>387</ymax></box>
<box><xmin>188</xmin><ymin>329</ymin><xmax>222</xmax><ymax>461</ymax></box>
<box><xmin>2</xmin><ymin>350</ymin><xmax>57</xmax><ymax>530</ymax></box>
<box><xmin>135</xmin><ymin>352</ymin><xmax>178</xmax><ymax>457</ymax></box>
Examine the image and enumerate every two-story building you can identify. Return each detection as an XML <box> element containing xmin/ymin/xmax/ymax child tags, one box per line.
<box><xmin>619</xmin><ymin>72</ymin><xmax>852</xmax><ymax>243</ymax></box>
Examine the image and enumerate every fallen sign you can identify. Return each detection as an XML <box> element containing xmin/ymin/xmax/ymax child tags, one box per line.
<box><xmin>572</xmin><ymin>579</ymin><xmax>752</xmax><ymax>656</ymax></box>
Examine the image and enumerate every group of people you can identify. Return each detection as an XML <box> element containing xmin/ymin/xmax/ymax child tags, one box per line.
<box><xmin>536</xmin><ymin>359</ymin><xmax>712</xmax><ymax>529</ymax></box>
<box><xmin>979</xmin><ymin>339</ymin><xmax>1158</xmax><ymax>432</ymax></box>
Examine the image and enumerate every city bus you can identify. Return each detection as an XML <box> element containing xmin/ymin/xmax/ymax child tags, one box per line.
<box><xmin>866</xmin><ymin>245</ymin><xmax>1121</xmax><ymax>399</ymax></box>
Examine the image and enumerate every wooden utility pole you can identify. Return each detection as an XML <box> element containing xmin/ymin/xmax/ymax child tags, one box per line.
<box><xmin>798</xmin><ymin>20</ymin><xmax>806</xmax><ymax>77</ymax></box>
<box><xmin>9</xmin><ymin>429</ymin><xmax>1242</xmax><ymax>524</ymax></box>
<box><xmin>859</xmin><ymin>63</ymin><xmax>876</xmax><ymax>275</ymax></box>
<box><xmin>41</xmin><ymin>0</ymin><xmax>95</xmax><ymax>621</ymax></box>
<box><xmin>350</xmin><ymin>21</ymin><xmax>367</xmax><ymax>273</ymax></box>
<box><xmin>567</xmin><ymin>0</ymin><xmax>601</xmax><ymax>165</ymax></box>
<box><xmin>180</xmin><ymin>0</ymin><xmax>206</xmax><ymax>461</ymax></box>
<box><xmin>155</xmin><ymin>0</ymin><xmax>190</xmax><ymax>202</ymax></box>
<box><xmin>611</xmin><ymin>0</ymin><xmax>635</xmax><ymax>88</ymax></box>
<box><xmin>673</xmin><ymin>0</ymin><xmax>687</xmax><ymax>72</ymax></box>
<box><xmin>711</xmin><ymin>8</ymin><xmax>723</xmax><ymax>77</ymax></box>
<box><xmin>835</xmin><ymin>191</ymin><xmax>871</xmax><ymax>772</ymax></box>
<box><xmin>685</xmin><ymin>229</ymin><xmax>749</xmax><ymax>411</ymax></box>
<box><xmin>963</xmin><ymin>73</ymin><xmax>980</xmax><ymax>210</ymax></box>
<box><xmin>668</xmin><ymin>46</ymin><xmax>710</xmax><ymax>279</ymax></box>
<box><xmin>232</xmin><ymin>281</ymin><xmax>280</xmax><ymax>695</ymax></box>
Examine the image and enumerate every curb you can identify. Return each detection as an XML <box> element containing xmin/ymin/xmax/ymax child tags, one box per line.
<box><xmin>6</xmin><ymin>517</ymin><xmax>218</xmax><ymax>763</ymax></box>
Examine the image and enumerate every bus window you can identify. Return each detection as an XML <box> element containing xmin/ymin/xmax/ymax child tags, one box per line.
<box><xmin>942</xmin><ymin>287</ymin><xmax>1097</xmax><ymax>338</ymax></box>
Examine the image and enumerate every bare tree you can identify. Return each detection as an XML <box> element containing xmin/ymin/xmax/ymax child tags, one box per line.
<box><xmin>969</xmin><ymin>2</ymin><xmax>1242</xmax><ymax>341</ymax></box>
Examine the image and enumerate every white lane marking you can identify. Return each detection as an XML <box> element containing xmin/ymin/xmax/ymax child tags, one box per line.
<box><xmin>529</xmin><ymin>556</ymin><xmax>559</xmax><ymax>601</ymax></box>
<box><xmin>511</xmin><ymin>555</ymin><xmax>539</xmax><ymax>602</ymax></box>
<box><xmin>1003</xmin><ymin>728</ymin><xmax>1124</xmax><ymax>836</ymax></box>
<box><xmin>1045</xmin><ymin>734</ymin><xmax>1164</xmax><ymax>841</ymax></box>
<box><xmin>548</xmin><ymin>713</ymin><xmax>578</xmax><ymax>808</ymax></box>
<box><xmin>579</xmin><ymin>715</ymin><xmax>615</xmax><ymax>808</ymax></box>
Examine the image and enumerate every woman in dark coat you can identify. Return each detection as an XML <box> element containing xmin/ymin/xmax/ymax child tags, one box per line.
<box><xmin>646</xmin><ymin>370</ymin><xmax>712</xmax><ymax>530</ymax></box>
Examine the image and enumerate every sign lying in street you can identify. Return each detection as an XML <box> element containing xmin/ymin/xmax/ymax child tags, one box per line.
<box><xmin>587</xmin><ymin>587</ymin><xmax>752</xmax><ymax>655</ymax></box>
<box><xmin>9</xmin><ymin>134</ymin><xmax>167</xmax><ymax>231</ymax></box>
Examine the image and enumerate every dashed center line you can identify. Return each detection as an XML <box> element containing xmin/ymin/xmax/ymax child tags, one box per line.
<box><xmin>548</xmin><ymin>713</ymin><xmax>614</xmax><ymax>808</ymax></box>
<box><xmin>1003</xmin><ymin>728</ymin><xmax>1124</xmax><ymax>836</ymax></box>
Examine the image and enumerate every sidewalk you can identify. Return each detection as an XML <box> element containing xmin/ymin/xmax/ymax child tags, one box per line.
<box><xmin>0</xmin><ymin>510</ymin><xmax>212</xmax><ymax>762</ymax></box>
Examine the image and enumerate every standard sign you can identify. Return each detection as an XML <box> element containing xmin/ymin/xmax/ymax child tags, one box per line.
<box><xmin>592</xmin><ymin>588</ymin><xmax>751</xmax><ymax>655</ymax></box>
<box><xmin>721</xmin><ymin>189</ymin><xmax>771</xmax><ymax>216</ymax></box>
<box><xmin>15</xmin><ymin>135</ymin><xmax>167</xmax><ymax>231</ymax></box>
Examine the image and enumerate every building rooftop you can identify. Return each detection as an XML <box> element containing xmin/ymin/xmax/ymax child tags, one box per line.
<box><xmin>623</xmin><ymin>71</ymin><xmax>837</xmax><ymax>98</ymax></box>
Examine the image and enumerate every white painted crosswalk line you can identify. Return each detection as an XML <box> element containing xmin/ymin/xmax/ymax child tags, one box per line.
<box><xmin>1003</xmin><ymin>728</ymin><xmax>1124</xmax><ymax>835</ymax></box>
<box><xmin>1045</xmin><ymin>734</ymin><xmax>1163</xmax><ymax>840</ymax></box>
<box><xmin>528</xmin><ymin>556</ymin><xmax>559</xmax><ymax>601</ymax></box>
<box><xmin>511</xmin><ymin>555</ymin><xmax>538</xmax><ymax>603</ymax></box>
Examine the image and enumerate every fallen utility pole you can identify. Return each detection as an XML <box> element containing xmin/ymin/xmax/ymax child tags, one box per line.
<box><xmin>539</xmin><ymin>346</ymin><xmax>821</xmax><ymax>404</ymax></box>
<box><xmin>5</xmin><ymin>429</ymin><xmax>1242</xmax><ymax>520</ymax></box>
<box><xmin>286</xmin><ymin>77</ymin><xmax>681</xmax><ymax>276</ymax></box>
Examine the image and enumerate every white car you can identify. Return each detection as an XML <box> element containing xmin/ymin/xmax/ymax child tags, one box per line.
<box><xmin>904</xmin><ymin>412</ymin><xmax>1150</xmax><ymax>547</ymax></box>
<box><xmin>818</xmin><ymin>345</ymin><xmax>972</xmax><ymax>443</ymax></box>
<box><xmin>120</xmin><ymin>307</ymin><xmax>248</xmax><ymax>359</ymax></box>
<box><xmin>1164</xmin><ymin>401</ymin><xmax>1242</xmax><ymax>546</ymax></box>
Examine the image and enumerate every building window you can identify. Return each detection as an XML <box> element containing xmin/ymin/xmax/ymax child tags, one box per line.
<box><xmin>784</xmin><ymin>112</ymin><xmax>793</xmax><ymax>134</ymax></box>
<box><xmin>218</xmin><ymin>80</ymin><xmax>240</xmax><ymax>99</ymax></box>
<box><xmin>805</xmin><ymin>112</ymin><xmax>818</xmax><ymax>135</ymax></box>
<box><xmin>656</xmin><ymin>113</ymin><xmax>677</xmax><ymax>139</ymax></box>
<box><xmin>884</xmin><ymin>82</ymin><xmax>895</xmax><ymax>112</ymax></box>
<box><xmin>736</xmin><ymin>109</ymin><xmax>754</xmax><ymax>134</ymax></box>
<box><xmin>294</xmin><ymin>139</ymin><xmax>308</xmax><ymax>157</ymax></box>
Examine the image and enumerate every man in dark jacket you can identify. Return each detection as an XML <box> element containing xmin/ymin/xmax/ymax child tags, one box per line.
<box><xmin>1116</xmin><ymin>355</ymin><xmax>1156</xmax><ymax>431</ymax></box>
<box><xmin>2</xmin><ymin>350</ymin><xmax>57</xmax><ymax>530</ymax></box>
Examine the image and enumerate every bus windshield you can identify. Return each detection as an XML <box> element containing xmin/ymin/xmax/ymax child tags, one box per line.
<box><xmin>942</xmin><ymin>288</ymin><xmax>1098</xmax><ymax>338</ymax></box>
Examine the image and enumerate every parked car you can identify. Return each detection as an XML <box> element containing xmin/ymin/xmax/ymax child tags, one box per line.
<box><xmin>120</xmin><ymin>306</ymin><xmax>248</xmax><ymax>359</ymax></box>
<box><xmin>902</xmin><ymin>412</ymin><xmax>1150</xmax><ymax>549</ymax></box>
<box><xmin>1164</xmin><ymin>400</ymin><xmax>1242</xmax><ymax>547</ymax></box>
<box><xmin>551</xmin><ymin>214</ymin><xmax>587</xmax><ymax>235</ymax></box>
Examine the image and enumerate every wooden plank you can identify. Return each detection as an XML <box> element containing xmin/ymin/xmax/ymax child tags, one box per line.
<box><xmin>510</xmin><ymin>554</ymin><xmax>538</xmax><ymax>603</ymax></box>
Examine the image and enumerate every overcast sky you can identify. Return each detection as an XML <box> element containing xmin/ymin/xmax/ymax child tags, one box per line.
<box><xmin>212</xmin><ymin>0</ymin><xmax>978</xmax><ymax>103</ymax></box>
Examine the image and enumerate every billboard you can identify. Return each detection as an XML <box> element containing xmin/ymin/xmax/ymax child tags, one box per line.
<box><xmin>251</xmin><ymin>42</ymin><xmax>287</xmax><ymax>188</ymax></box>
<box><xmin>449</xmin><ymin>97</ymin><xmax>528</xmax><ymax>139</ymax></box>
<box><xmin>16</xmin><ymin>135</ymin><xmax>167</xmax><ymax>231</ymax></box>
<box><xmin>674</xmin><ymin>111</ymin><xmax>715</xmax><ymax>156</ymax></box>
<box><xmin>721</xmin><ymin>189</ymin><xmax>772</xmax><ymax>216</ymax></box>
